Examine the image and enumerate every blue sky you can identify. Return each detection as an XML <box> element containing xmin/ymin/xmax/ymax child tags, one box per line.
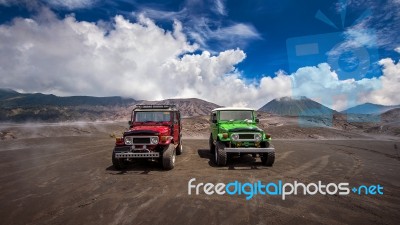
<box><xmin>1</xmin><ymin>0</ymin><xmax>398</xmax><ymax>78</ymax></box>
<box><xmin>0</xmin><ymin>0</ymin><xmax>399</xmax><ymax>110</ymax></box>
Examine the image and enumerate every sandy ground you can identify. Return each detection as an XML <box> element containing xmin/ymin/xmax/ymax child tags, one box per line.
<box><xmin>0</xmin><ymin>123</ymin><xmax>399</xmax><ymax>224</ymax></box>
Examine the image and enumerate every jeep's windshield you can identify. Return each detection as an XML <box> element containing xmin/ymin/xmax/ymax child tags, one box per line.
<box><xmin>135</xmin><ymin>111</ymin><xmax>171</xmax><ymax>123</ymax></box>
<box><xmin>219</xmin><ymin>110</ymin><xmax>253</xmax><ymax>121</ymax></box>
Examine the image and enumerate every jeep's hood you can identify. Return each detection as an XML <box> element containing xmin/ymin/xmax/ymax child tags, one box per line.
<box><xmin>127</xmin><ymin>126</ymin><xmax>170</xmax><ymax>136</ymax></box>
<box><xmin>219</xmin><ymin>123</ymin><xmax>263</xmax><ymax>133</ymax></box>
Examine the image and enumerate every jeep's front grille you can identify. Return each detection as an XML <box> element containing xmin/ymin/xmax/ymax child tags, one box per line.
<box><xmin>238</xmin><ymin>133</ymin><xmax>254</xmax><ymax>139</ymax></box>
<box><xmin>132</xmin><ymin>137</ymin><xmax>150</xmax><ymax>144</ymax></box>
<box><xmin>124</xmin><ymin>136</ymin><xmax>158</xmax><ymax>145</ymax></box>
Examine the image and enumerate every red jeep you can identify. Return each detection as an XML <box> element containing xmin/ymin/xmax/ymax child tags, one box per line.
<box><xmin>112</xmin><ymin>105</ymin><xmax>183</xmax><ymax>170</ymax></box>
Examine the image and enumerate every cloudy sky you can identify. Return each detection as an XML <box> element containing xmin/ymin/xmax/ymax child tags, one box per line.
<box><xmin>0</xmin><ymin>0</ymin><xmax>399</xmax><ymax>110</ymax></box>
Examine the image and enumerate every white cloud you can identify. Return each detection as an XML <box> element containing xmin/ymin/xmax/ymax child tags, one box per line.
<box><xmin>328</xmin><ymin>0</ymin><xmax>400</xmax><ymax>61</ymax></box>
<box><xmin>0</xmin><ymin>13</ymin><xmax>195</xmax><ymax>99</ymax></box>
<box><xmin>214</xmin><ymin>0</ymin><xmax>227</xmax><ymax>16</ymax></box>
<box><xmin>349</xmin><ymin>0</ymin><xmax>399</xmax><ymax>50</ymax></box>
<box><xmin>0</xmin><ymin>12</ymin><xmax>398</xmax><ymax>111</ymax></box>
<box><xmin>287</xmin><ymin>63</ymin><xmax>380</xmax><ymax>111</ymax></box>
<box><xmin>187</xmin><ymin>20</ymin><xmax>261</xmax><ymax>51</ymax></box>
<box><xmin>369</xmin><ymin>58</ymin><xmax>400</xmax><ymax>105</ymax></box>
<box><xmin>0</xmin><ymin>0</ymin><xmax>39</xmax><ymax>8</ymax></box>
<box><xmin>0</xmin><ymin>13</ymin><xmax>256</xmax><ymax>106</ymax></box>
<box><xmin>395</xmin><ymin>47</ymin><xmax>400</xmax><ymax>53</ymax></box>
<box><xmin>212</xmin><ymin>23</ymin><xmax>261</xmax><ymax>40</ymax></box>
<box><xmin>43</xmin><ymin>0</ymin><xmax>96</xmax><ymax>9</ymax></box>
<box><xmin>139</xmin><ymin>8</ymin><xmax>187</xmax><ymax>21</ymax></box>
<box><xmin>139</xmin><ymin>2</ymin><xmax>261</xmax><ymax>51</ymax></box>
<box><xmin>343</xmin><ymin>25</ymin><xmax>377</xmax><ymax>48</ymax></box>
<box><xmin>0</xmin><ymin>0</ymin><xmax>19</xmax><ymax>5</ymax></box>
<box><xmin>0</xmin><ymin>0</ymin><xmax>10</xmax><ymax>5</ymax></box>
<box><xmin>271</xmin><ymin>60</ymin><xmax>400</xmax><ymax>111</ymax></box>
<box><xmin>0</xmin><ymin>0</ymin><xmax>96</xmax><ymax>9</ymax></box>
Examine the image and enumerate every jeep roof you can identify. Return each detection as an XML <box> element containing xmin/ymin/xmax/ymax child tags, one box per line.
<box><xmin>134</xmin><ymin>105</ymin><xmax>178</xmax><ymax>112</ymax></box>
<box><xmin>212</xmin><ymin>107</ymin><xmax>254</xmax><ymax>112</ymax></box>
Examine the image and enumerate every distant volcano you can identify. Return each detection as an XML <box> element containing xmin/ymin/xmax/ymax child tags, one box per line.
<box><xmin>258</xmin><ymin>96</ymin><xmax>336</xmax><ymax>116</ymax></box>
<box><xmin>341</xmin><ymin>103</ymin><xmax>400</xmax><ymax>115</ymax></box>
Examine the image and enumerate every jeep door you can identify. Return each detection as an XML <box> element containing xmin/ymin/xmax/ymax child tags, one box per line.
<box><xmin>172</xmin><ymin>111</ymin><xmax>180</xmax><ymax>143</ymax></box>
<box><xmin>210</xmin><ymin>111</ymin><xmax>218</xmax><ymax>140</ymax></box>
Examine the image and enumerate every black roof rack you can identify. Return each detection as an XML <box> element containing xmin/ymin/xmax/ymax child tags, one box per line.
<box><xmin>135</xmin><ymin>104</ymin><xmax>177</xmax><ymax>110</ymax></box>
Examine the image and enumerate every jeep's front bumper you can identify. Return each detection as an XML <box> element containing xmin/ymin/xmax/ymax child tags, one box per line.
<box><xmin>224</xmin><ymin>147</ymin><xmax>275</xmax><ymax>153</ymax></box>
<box><xmin>115</xmin><ymin>152</ymin><xmax>160</xmax><ymax>158</ymax></box>
<box><xmin>114</xmin><ymin>146</ymin><xmax>160</xmax><ymax>158</ymax></box>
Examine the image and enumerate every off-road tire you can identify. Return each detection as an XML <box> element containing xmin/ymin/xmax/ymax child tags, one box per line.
<box><xmin>261</xmin><ymin>151</ymin><xmax>275</xmax><ymax>167</ymax></box>
<box><xmin>209</xmin><ymin>134</ymin><xmax>215</xmax><ymax>154</ymax></box>
<box><xmin>112</xmin><ymin>150</ymin><xmax>128</xmax><ymax>170</ymax></box>
<box><xmin>214</xmin><ymin>141</ymin><xmax>227</xmax><ymax>166</ymax></box>
<box><xmin>162</xmin><ymin>145</ymin><xmax>176</xmax><ymax>170</ymax></box>
<box><xmin>176</xmin><ymin>140</ymin><xmax>183</xmax><ymax>155</ymax></box>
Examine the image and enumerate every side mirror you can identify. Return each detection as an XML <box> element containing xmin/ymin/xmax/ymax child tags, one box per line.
<box><xmin>255</xmin><ymin>118</ymin><xmax>259</xmax><ymax>123</ymax></box>
<box><xmin>128</xmin><ymin>121</ymin><xmax>132</xmax><ymax>126</ymax></box>
<box><xmin>212</xmin><ymin>119</ymin><xmax>218</xmax><ymax>123</ymax></box>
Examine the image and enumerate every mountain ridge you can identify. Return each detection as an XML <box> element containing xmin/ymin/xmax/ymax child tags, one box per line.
<box><xmin>342</xmin><ymin>103</ymin><xmax>400</xmax><ymax>115</ymax></box>
<box><xmin>0</xmin><ymin>89</ymin><xmax>220</xmax><ymax>121</ymax></box>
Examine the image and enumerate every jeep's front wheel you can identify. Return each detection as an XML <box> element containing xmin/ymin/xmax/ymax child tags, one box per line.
<box><xmin>214</xmin><ymin>141</ymin><xmax>227</xmax><ymax>166</ymax></box>
<box><xmin>261</xmin><ymin>151</ymin><xmax>275</xmax><ymax>167</ymax></box>
<box><xmin>162</xmin><ymin>145</ymin><xmax>176</xmax><ymax>170</ymax></box>
<box><xmin>112</xmin><ymin>150</ymin><xmax>128</xmax><ymax>170</ymax></box>
<box><xmin>176</xmin><ymin>140</ymin><xmax>183</xmax><ymax>155</ymax></box>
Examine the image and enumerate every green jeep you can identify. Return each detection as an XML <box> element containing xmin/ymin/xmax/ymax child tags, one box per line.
<box><xmin>209</xmin><ymin>107</ymin><xmax>275</xmax><ymax>166</ymax></box>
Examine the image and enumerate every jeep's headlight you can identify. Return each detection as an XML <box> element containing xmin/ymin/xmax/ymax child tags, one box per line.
<box><xmin>231</xmin><ymin>133</ymin><xmax>239</xmax><ymax>141</ymax></box>
<box><xmin>160</xmin><ymin>136</ymin><xmax>172</xmax><ymax>142</ymax></box>
<box><xmin>150</xmin><ymin>137</ymin><xmax>159</xmax><ymax>144</ymax></box>
<box><xmin>124</xmin><ymin>137</ymin><xmax>132</xmax><ymax>145</ymax></box>
<box><xmin>254</xmin><ymin>133</ymin><xmax>262</xmax><ymax>142</ymax></box>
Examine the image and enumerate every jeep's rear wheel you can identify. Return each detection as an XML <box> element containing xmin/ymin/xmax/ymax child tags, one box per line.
<box><xmin>261</xmin><ymin>151</ymin><xmax>275</xmax><ymax>167</ymax></box>
<box><xmin>214</xmin><ymin>141</ymin><xmax>227</xmax><ymax>166</ymax></box>
<box><xmin>176</xmin><ymin>140</ymin><xmax>183</xmax><ymax>155</ymax></box>
<box><xmin>162</xmin><ymin>145</ymin><xmax>176</xmax><ymax>170</ymax></box>
<box><xmin>112</xmin><ymin>150</ymin><xmax>128</xmax><ymax>170</ymax></box>
<box><xmin>209</xmin><ymin>134</ymin><xmax>215</xmax><ymax>154</ymax></box>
